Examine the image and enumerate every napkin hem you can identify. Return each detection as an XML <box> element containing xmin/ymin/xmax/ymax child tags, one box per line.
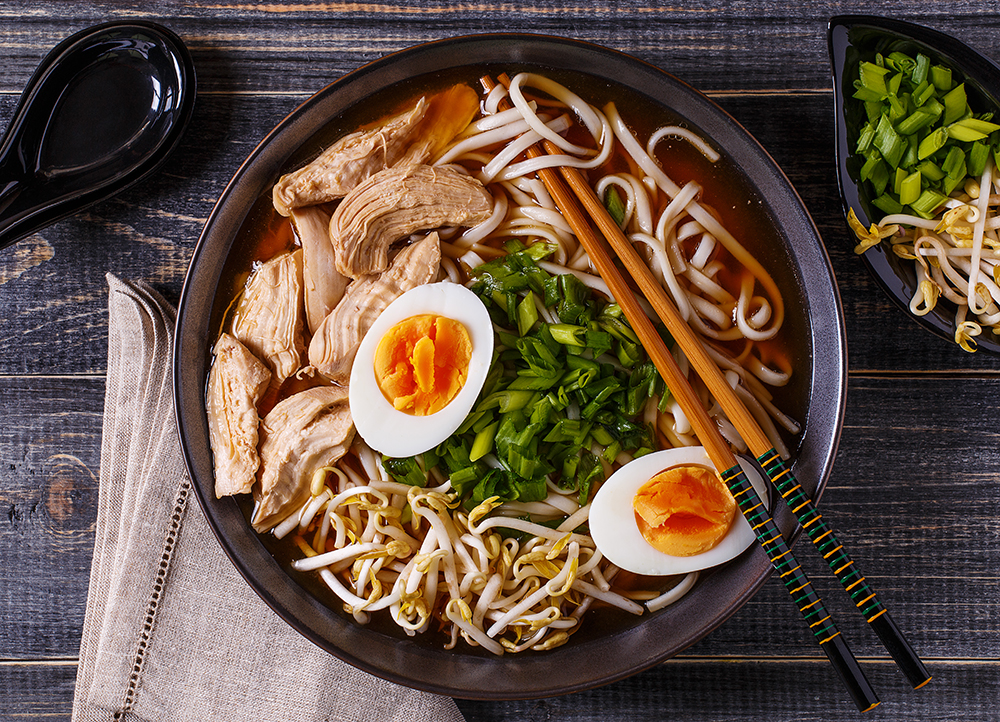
<box><xmin>118</xmin><ymin>475</ymin><xmax>192</xmax><ymax>716</ymax></box>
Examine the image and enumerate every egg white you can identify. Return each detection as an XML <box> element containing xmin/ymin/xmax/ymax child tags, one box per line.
<box><xmin>349</xmin><ymin>282</ymin><xmax>494</xmax><ymax>458</ymax></box>
<box><xmin>589</xmin><ymin>446</ymin><xmax>769</xmax><ymax>576</ymax></box>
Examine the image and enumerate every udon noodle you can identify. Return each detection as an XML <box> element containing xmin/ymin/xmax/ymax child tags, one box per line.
<box><xmin>213</xmin><ymin>72</ymin><xmax>798</xmax><ymax>654</ymax></box>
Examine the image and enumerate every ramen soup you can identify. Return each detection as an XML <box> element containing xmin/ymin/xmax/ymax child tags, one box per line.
<box><xmin>204</xmin><ymin>70</ymin><xmax>803</xmax><ymax>655</ymax></box>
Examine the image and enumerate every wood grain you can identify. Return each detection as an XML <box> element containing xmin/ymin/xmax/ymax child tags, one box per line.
<box><xmin>1</xmin><ymin>2</ymin><xmax>998</xmax><ymax>720</ymax></box>
<box><xmin>3</xmin><ymin>659</ymin><xmax>998</xmax><ymax>721</ymax></box>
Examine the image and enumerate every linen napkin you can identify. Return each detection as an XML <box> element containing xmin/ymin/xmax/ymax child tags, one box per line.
<box><xmin>73</xmin><ymin>274</ymin><xmax>466</xmax><ymax>722</ymax></box>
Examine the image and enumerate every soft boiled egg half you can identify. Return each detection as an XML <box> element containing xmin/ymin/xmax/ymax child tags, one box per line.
<box><xmin>589</xmin><ymin>446</ymin><xmax>769</xmax><ymax>576</ymax></box>
<box><xmin>349</xmin><ymin>282</ymin><xmax>494</xmax><ymax>458</ymax></box>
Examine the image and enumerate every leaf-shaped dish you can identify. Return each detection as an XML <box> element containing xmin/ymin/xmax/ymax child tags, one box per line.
<box><xmin>829</xmin><ymin>14</ymin><xmax>1000</xmax><ymax>353</ymax></box>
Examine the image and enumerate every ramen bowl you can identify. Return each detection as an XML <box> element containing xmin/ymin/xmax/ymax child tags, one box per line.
<box><xmin>174</xmin><ymin>34</ymin><xmax>846</xmax><ymax>699</ymax></box>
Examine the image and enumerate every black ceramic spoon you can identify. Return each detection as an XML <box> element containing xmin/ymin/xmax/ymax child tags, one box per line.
<box><xmin>0</xmin><ymin>20</ymin><xmax>196</xmax><ymax>252</ymax></box>
<box><xmin>829</xmin><ymin>15</ymin><xmax>1000</xmax><ymax>354</ymax></box>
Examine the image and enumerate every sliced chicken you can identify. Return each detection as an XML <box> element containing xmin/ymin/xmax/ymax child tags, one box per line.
<box><xmin>291</xmin><ymin>206</ymin><xmax>349</xmax><ymax>335</ymax></box>
<box><xmin>206</xmin><ymin>333</ymin><xmax>271</xmax><ymax>498</ymax></box>
<box><xmin>251</xmin><ymin>385</ymin><xmax>355</xmax><ymax>533</ymax></box>
<box><xmin>331</xmin><ymin>164</ymin><xmax>492</xmax><ymax>278</ymax></box>
<box><xmin>272</xmin><ymin>97</ymin><xmax>428</xmax><ymax>216</ymax></box>
<box><xmin>393</xmin><ymin>83</ymin><xmax>481</xmax><ymax>167</ymax></box>
<box><xmin>271</xmin><ymin>84</ymin><xmax>481</xmax><ymax>217</ymax></box>
<box><xmin>232</xmin><ymin>250</ymin><xmax>305</xmax><ymax>389</ymax></box>
<box><xmin>309</xmin><ymin>232</ymin><xmax>441</xmax><ymax>384</ymax></box>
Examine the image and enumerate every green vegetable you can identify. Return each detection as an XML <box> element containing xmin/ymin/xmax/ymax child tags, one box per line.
<box><xmin>391</xmin><ymin>252</ymin><xmax>667</xmax><ymax>512</ymax></box>
<box><xmin>604</xmin><ymin>185</ymin><xmax>628</xmax><ymax>228</ymax></box>
<box><xmin>850</xmin><ymin>49</ymin><xmax>1000</xmax><ymax>221</ymax></box>
<box><xmin>382</xmin><ymin>457</ymin><xmax>428</xmax><ymax>487</ymax></box>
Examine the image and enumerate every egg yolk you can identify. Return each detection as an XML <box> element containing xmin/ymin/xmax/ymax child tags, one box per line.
<box><xmin>632</xmin><ymin>465</ymin><xmax>736</xmax><ymax>557</ymax></box>
<box><xmin>374</xmin><ymin>314</ymin><xmax>472</xmax><ymax>416</ymax></box>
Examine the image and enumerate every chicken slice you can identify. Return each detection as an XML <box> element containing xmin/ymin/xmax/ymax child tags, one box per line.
<box><xmin>206</xmin><ymin>333</ymin><xmax>271</xmax><ymax>498</ymax></box>
<box><xmin>272</xmin><ymin>97</ymin><xmax>428</xmax><ymax>216</ymax></box>
<box><xmin>331</xmin><ymin>164</ymin><xmax>491</xmax><ymax>278</ymax></box>
<box><xmin>232</xmin><ymin>250</ymin><xmax>305</xmax><ymax>389</ymax></box>
<box><xmin>394</xmin><ymin>83</ymin><xmax>481</xmax><ymax>167</ymax></box>
<box><xmin>271</xmin><ymin>83</ymin><xmax>481</xmax><ymax>217</ymax></box>
<box><xmin>309</xmin><ymin>232</ymin><xmax>441</xmax><ymax>384</ymax></box>
<box><xmin>291</xmin><ymin>206</ymin><xmax>349</xmax><ymax>335</ymax></box>
<box><xmin>251</xmin><ymin>385</ymin><xmax>355</xmax><ymax>533</ymax></box>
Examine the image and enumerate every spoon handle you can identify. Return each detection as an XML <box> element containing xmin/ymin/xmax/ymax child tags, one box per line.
<box><xmin>721</xmin><ymin>462</ymin><xmax>881</xmax><ymax>713</ymax></box>
<box><xmin>757</xmin><ymin>449</ymin><xmax>932</xmax><ymax>690</ymax></box>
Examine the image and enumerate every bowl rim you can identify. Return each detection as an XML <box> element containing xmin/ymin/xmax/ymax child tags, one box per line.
<box><xmin>174</xmin><ymin>31</ymin><xmax>847</xmax><ymax>699</ymax></box>
<box><xmin>828</xmin><ymin>14</ymin><xmax>1000</xmax><ymax>354</ymax></box>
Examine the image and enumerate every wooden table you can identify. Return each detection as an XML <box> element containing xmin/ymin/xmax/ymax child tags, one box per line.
<box><xmin>2</xmin><ymin>2</ymin><xmax>998</xmax><ymax>720</ymax></box>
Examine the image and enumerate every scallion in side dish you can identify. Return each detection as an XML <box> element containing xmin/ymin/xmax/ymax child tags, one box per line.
<box><xmin>853</xmin><ymin>52</ymin><xmax>1000</xmax><ymax>217</ymax></box>
<box><xmin>848</xmin><ymin>46</ymin><xmax>1000</xmax><ymax>351</ymax></box>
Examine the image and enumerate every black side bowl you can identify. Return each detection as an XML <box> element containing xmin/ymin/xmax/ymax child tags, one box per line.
<box><xmin>174</xmin><ymin>33</ymin><xmax>847</xmax><ymax>699</ymax></box>
<box><xmin>829</xmin><ymin>14</ymin><xmax>1000</xmax><ymax>353</ymax></box>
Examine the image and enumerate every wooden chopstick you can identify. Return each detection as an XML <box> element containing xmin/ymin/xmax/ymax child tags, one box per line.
<box><xmin>482</xmin><ymin>75</ymin><xmax>880</xmax><ymax>712</ymax></box>
<box><xmin>491</xmin><ymin>75</ymin><xmax>929</xmax><ymax>692</ymax></box>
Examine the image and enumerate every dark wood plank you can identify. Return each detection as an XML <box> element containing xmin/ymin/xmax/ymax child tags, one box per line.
<box><xmin>0</xmin><ymin>377</ymin><xmax>103</xmax><ymax>659</ymax></box>
<box><xmin>0</xmin><ymin>662</ymin><xmax>78</xmax><ymax>722</ymax></box>
<box><xmin>2</xmin><ymin>375</ymin><xmax>996</xmax><ymax>659</ymax></box>
<box><xmin>455</xmin><ymin>657</ymin><xmax>1000</xmax><ymax>721</ymax></box>
<box><xmin>1</xmin><ymin>1</ymin><xmax>999</xmax><ymax>95</ymax></box>
<box><xmin>3</xmin><ymin>658</ymin><xmax>997</xmax><ymax>722</ymax></box>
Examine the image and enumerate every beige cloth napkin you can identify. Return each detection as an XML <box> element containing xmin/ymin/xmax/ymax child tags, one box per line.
<box><xmin>73</xmin><ymin>274</ymin><xmax>466</xmax><ymax>722</ymax></box>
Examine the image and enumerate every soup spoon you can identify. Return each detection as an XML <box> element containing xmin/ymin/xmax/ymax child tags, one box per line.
<box><xmin>0</xmin><ymin>20</ymin><xmax>196</xmax><ymax>252</ymax></box>
<box><xmin>829</xmin><ymin>15</ymin><xmax>1000</xmax><ymax>354</ymax></box>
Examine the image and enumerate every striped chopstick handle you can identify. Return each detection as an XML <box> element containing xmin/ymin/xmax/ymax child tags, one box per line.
<box><xmin>720</xmin><ymin>463</ymin><xmax>880</xmax><ymax>712</ymax></box>
<box><xmin>756</xmin><ymin>449</ymin><xmax>932</xmax><ymax>690</ymax></box>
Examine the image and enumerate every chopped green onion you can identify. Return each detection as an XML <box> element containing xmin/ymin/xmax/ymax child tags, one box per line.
<box><xmin>917</xmin><ymin>127</ymin><xmax>948</xmax><ymax>160</ymax></box>
<box><xmin>856</xmin><ymin>122</ymin><xmax>876</xmax><ymax>153</ymax></box>
<box><xmin>898</xmin><ymin>170</ymin><xmax>922</xmax><ymax>206</ymax></box>
<box><xmin>470</xmin><ymin>421</ymin><xmax>499</xmax><ymax>461</ymax></box>
<box><xmin>947</xmin><ymin>116</ymin><xmax>1000</xmax><ymax>141</ymax></box>
<box><xmin>604</xmin><ymin>185</ymin><xmax>627</xmax><ymax>228</ymax></box>
<box><xmin>942</xmin><ymin>83</ymin><xmax>968</xmax><ymax>125</ymax></box>
<box><xmin>912</xmin><ymin>79</ymin><xmax>934</xmax><ymax>106</ymax></box>
<box><xmin>859</xmin><ymin>61</ymin><xmax>891</xmax><ymax>95</ymax></box>
<box><xmin>969</xmin><ymin>140</ymin><xmax>990</xmax><ymax>177</ymax></box>
<box><xmin>516</xmin><ymin>292</ymin><xmax>538</xmax><ymax>336</ymax></box>
<box><xmin>931</xmin><ymin>64</ymin><xmax>953</xmax><ymax>91</ymax></box>
<box><xmin>910</xmin><ymin>189</ymin><xmax>948</xmax><ymax>217</ymax></box>
<box><xmin>382</xmin><ymin>457</ymin><xmax>427</xmax><ymax>487</ymax></box>
<box><xmin>548</xmin><ymin>323</ymin><xmax>586</xmax><ymax>346</ymax></box>
<box><xmin>849</xmin><ymin>47</ymin><xmax>999</xmax><ymax>223</ymax></box>
<box><xmin>912</xmin><ymin>53</ymin><xmax>930</xmax><ymax>85</ymax></box>
<box><xmin>872</xmin><ymin>193</ymin><xmax>903</xmax><ymax>215</ymax></box>
<box><xmin>917</xmin><ymin>159</ymin><xmax>945</xmax><ymax>181</ymax></box>
<box><xmin>942</xmin><ymin>145</ymin><xmax>967</xmax><ymax>179</ymax></box>
<box><xmin>874</xmin><ymin>114</ymin><xmax>906</xmax><ymax>167</ymax></box>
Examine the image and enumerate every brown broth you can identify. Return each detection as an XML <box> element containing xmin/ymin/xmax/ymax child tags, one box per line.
<box><xmin>219</xmin><ymin>65</ymin><xmax>807</xmax><ymax>441</ymax></box>
<box><xmin>217</xmin><ymin>68</ymin><xmax>810</xmax><ymax>649</ymax></box>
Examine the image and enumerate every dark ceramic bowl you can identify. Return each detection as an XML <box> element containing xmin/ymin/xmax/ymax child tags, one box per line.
<box><xmin>174</xmin><ymin>34</ymin><xmax>846</xmax><ymax>699</ymax></box>
<box><xmin>829</xmin><ymin>15</ymin><xmax>1000</xmax><ymax>353</ymax></box>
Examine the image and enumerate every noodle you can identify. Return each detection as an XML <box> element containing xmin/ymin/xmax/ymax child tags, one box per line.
<box><xmin>221</xmin><ymin>71</ymin><xmax>799</xmax><ymax>655</ymax></box>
